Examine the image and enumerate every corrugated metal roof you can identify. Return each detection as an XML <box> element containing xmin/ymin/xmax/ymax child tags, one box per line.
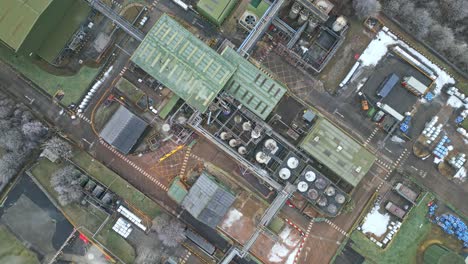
<box><xmin>0</xmin><ymin>0</ymin><xmax>53</xmax><ymax>51</ymax></box>
<box><xmin>300</xmin><ymin>118</ymin><xmax>375</xmax><ymax>187</ymax></box>
<box><xmin>221</xmin><ymin>47</ymin><xmax>287</xmax><ymax>120</ymax></box>
<box><xmin>131</xmin><ymin>14</ymin><xmax>236</xmax><ymax>112</ymax></box>
<box><xmin>181</xmin><ymin>172</ymin><xmax>235</xmax><ymax>228</ymax></box>
<box><xmin>196</xmin><ymin>0</ymin><xmax>237</xmax><ymax>25</ymax></box>
<box><xmin>100</xmin><ymin>105</ymin><xmax>148</xmax><ymax>155</ymax></box>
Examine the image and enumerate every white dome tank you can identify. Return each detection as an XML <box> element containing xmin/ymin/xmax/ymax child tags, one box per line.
<box><xmin>279</xmin><ymin>168</ymin><xmax>291</xmax><ymax>180</ymax></box>
<box><xmin>264</xmin><ymin>139</ymin><xmax>278</xmax><ymax>151</ymax></box>
<box><xmin>229</xmin><ymin>139</ymin><xmax>240</xmax><ymax>147</ymax></box>
<box><xmin>238</xmin><ymin>146</ymin><xmax>247</xmax><ymax>155</ymax></box>
<box><xmin>332</xmin><ymin>16</ymin><xmax>347</xmax><ymax>32</ymax></box>
<box><xmin>297</xmin><ymin>181</ymin><xmax>309</xmax><ymax>192</ymax></box>
<box><xmin>256</xmin><ymin>152</ymin><xmax>268</xmax><ymax>164</ymax></box>
<box><xmin>304</xmin><ymin>171</ymin><xmax>316</xmax><ymax>182</ymax></box>
<box><xmin>287</xmin><ymin>157</ymin><xmax>299</xmax><ymax>169</ymax></box>
<box><xmin>220</xmin><ymin>132</ymin><xmax>231</xmax><ymax>140</ymax></box>
<box><xmin>242</xmin><ymin>121</ymin><xmax>252</xmax><ymax>131</ymax></box>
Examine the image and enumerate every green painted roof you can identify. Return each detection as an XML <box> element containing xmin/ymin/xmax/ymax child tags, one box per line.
<box><xmin>300</xmin><ymin>118</ymin><xmax>375</xmax><ymax>187</ymax></box>
<box><xmin>0</xmin><ymin>0</ymin><xmax>53</xmax><ymax>51</ymax></box>
<box><xmin>221</xmin><ymin>47</ymin><xmax>287</xmax><ymax>120</ymax></box>
<box><xmin>196</xmin><ymin>0</ymin><xmax>237</xmax><ymax>25</ymax></box>
<box><xmin>131</xmin><ymin>14</ymin><xmax>236</xmax><ymax>112</ymax></box>
<box><xmin>168</xmin><ymin>177</ymin><xmax>188</xmax><ymax>204</ymax></box>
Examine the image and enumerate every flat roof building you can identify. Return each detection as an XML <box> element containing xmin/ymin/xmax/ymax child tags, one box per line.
<box><xmin>131</xmin><ymin>14</ymin><xmax>236</xmax><ymax>113</ymax></box>
<box><xmin>100</xmin><ymin>105</ymin><xmax>148</xmax><ymax>155</ymax></box>
<box><xmin>197</xmin><ymin>0</ymin><xmax>238</xmax><ymax>26</ymax></box>
<box><xmin>181</xmin><ymin>172</ymin><xmax>236</xmax><ymax>228</ymax></box>
<box><xmin>300</xmin><ymin>118</ymin><xmax>375</xmax><ymax>187</ymax></box>
<box><xmin>221</xmin><ymin>47</ymin><xmax>287</xmax><ymax>120</ymax></box>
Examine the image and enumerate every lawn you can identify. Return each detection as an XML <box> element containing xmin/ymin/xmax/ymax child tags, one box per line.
<box><xmin>0</xmin><ymin>44</ymin><xmax>101</xmax><ymax>106</ymax></box>
<box><xmin>95</xmin><ymin>219</ymin><xmax>136</xmax><ymax>264</ymax></box>
<box><xmin>93</xmin><ymin>101</ymin><xmax>120</xmax><ymax>131</ymax></box>
<box><xmin>349</xmin><ymin>194</ymin><xmax>434</xmax><ymax>264</ymax></box>
<box><xmin>30</xmin><ymin>159</ymin><xmax>107</xmax><ymax>233</ymax></box>
<box><xmin>116</xmin><ymin>78</ymin><xmax>145</xmax><ymax>103</ymax></box>
<box><xmin>72</xmin><ymin>150</ymin><xmax>162</xmax><ymax>219</ymax></box>
<box><xmin>0</xmin><ymin>225</ymin><xmax>40</xmax><ymax>264</ymax></box>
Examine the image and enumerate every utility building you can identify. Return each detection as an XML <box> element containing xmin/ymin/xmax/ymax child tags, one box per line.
<box><xmin>181</xmin><ymin>172</ymin><xmax>236</xmax><ymax>229</ymax></box>
<box><xmin>221</xmin><ymin>47</ymin><xmax>287</xmax><ymax>120</ymax></box>
<box><xmin>100</xmin><ymin>105</ymin><xmax>148</xmax><ymax>155</ymax></box>
<box><xmin>197</xmin><ymin>0</ymin><xmax>238</xmax><ymax>26</ymax></box>
<box><xmin>0</xmin><ymin>0</ymin><xmax>90</xmax><ymax>63</ymax></box>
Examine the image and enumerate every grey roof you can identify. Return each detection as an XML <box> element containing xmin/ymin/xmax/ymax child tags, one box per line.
<box><xmin>100</xmin><ymin>105</ymin><xmax>148</xmax><ymax>155</ymax></box>
<box><xmin>182</xmin><ymin>172</ymin><xmax>235</xmax><ymax>228</ymax></box>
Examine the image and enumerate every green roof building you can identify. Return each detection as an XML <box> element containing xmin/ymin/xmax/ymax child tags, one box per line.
<box><xmin>0</xmin><ymin>0</ymin><xmax>90</xmax><ymax>62</ymax></box>
<box><xmin>131</xmin><ymin>14</ymin><xmax>236</xmax><ymax>113</ymax></box>
<box><xmin>196</xmin><ymin>0</ymin><xmax>238</xmax><ymax>26</ymax></box>
<box><xmin>300</xmin><ymin>118</ymin><xmax>375</xmax><ymax>187</ymax></box>
<box><xmin>221</xmin><ymin>47</ymin><xmax>287</xmax><ymax>120</ymax></box>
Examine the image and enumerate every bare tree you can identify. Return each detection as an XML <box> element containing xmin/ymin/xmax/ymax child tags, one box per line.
<box><xmin>440</xmin><ymin>0</ymin><xmax>468</xmax><ymax>22</ymax></box>
<box><xmin>43</xmin><ymin>137</ymin><xmax>73</xmax><ymax>160</ymax></box>
<box><xmin>151</xmin><ymin>215</ymin><xmax>186</xmax><ymax>248</ymax></box>
<box><xmin>0</xmin><ymin>152</ymin><xmax>26</xmax><ymax>185</ymax></box>
<box><xmin>50</xmin><ymin>165</ymin><xmax>82</xmax><ymax>206</ymax></box>
<box><xmin>353</xmin><ymin>0</ymin><xmax>381</xmax><ymax>18</ymax></box>
<box><xmin>405</xmin><ymin>9</ymin><xmax>433</xmax><ymax>39</ymax></box>
<box><xmin>0</xmin><ymin>129</ymin><xmax>24</xmax><ymax>151</ymax></box>
<box><xmin>22</xmin><ymin>121</ymin><xmax>47</xmax><ymax>143</ymax></box>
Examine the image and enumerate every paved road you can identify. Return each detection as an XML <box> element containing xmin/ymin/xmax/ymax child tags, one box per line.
<box><xmin>0</xmin><ymin>59</ymin><xmax>230</xmax><ymax>252</ymax></box>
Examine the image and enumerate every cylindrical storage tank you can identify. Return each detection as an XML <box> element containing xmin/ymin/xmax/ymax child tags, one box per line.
<box><xmin>335</xmin><ymin>194</ymin><xmax>346</xmax><ymax>204</ymax></box>
<box><xmin>289</xmin><ymin>2</ymin><xmax>301</xmax><ymax>20</ymax></box>
<box><xmin>220</xmin><ymin>132</ymin><xmax>231</xmax><ymax>140</ymax></box>
<box><xmin>162</xmin><ymin>124</ymin><xmax>171</xmax><ymax>133</ymax></box>
<box><xmin>298</xmin><ymin>10</ymin><xmax>309</xmax><ymax>25</ymax></box>
<box><xmin>238</xmin><ymin>146</ymin><xmax>247</xmax><ymax>155</ymax></box>
<box><xmin>317</xmin><ymin>196</ymin><xmax>327</xmax><ymax>207</ymax></box>
<box><xmin>325</xmin><ymin>186</ymin><xmax>336</xmax><ymax>197</ymax></box>
<box><xmin>332</xmin><ymin>16</ymin><xmax>347</xmax><ymax>32</ymax></box>
<box><xmin>304</xmin><ymin>171</ymin><xmax>316</xmax><ymax>182</ymax></box>
<box><xmin>256</xmin><ymin>152</ymin><xmax>268</xmax><ymax>164</ymax></box>
<box><xmin>308</xmin><ymin>189</ymin><xmax>319</xmax><ymax>200</ymax></box>
<box><xmin>306</xmin><ymin>19</ymin><xmax>318</xmax><ymax>33</ymax></box>
<box><xmin>234</xmin><ymin>115</ymin><xmax>243</xmax><ymax>124</ymax></box>
<box><xmin>279</xmin><ymin>168</ymin><xmax>291</xmax><ymax>180</ymax></box>
<box><xmin>287</xmin><ymin>157</ymin><xmax>299</xmax><ymax>169</ymax></box>
<box><xmin>315</xmin><ymin>177</ymin><xmax>327</xmax><ymax>189</ymax></box>
<box><xmin>327</xmin><ymin>204</ymin><xmax>338</xmax><ymax>215</ymax></box>
<box><xmin>264</xmin><ymin>139</ymin><xmax>277</xmax><ymax>151</ymax></box>
<box><xmin>229</xmin><ymin>139</ymin><xmax>240</xmax><ymax>147</ymax></box>
<box><xmin>251</xmin><ymin>129</ymin><xmax>261</xmax><ymax>139</ymax></box>
<box><xmin>297</xmin><ymin>181</ymin><xmax>309</xmax><ymax>192</ymax></box>
<box><xmin>242</xmin><ymin>121</ymin><xmax>252</xmax><ymax>131</ymax></box>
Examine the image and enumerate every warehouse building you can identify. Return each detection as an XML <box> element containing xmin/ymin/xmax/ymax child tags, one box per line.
<box><xmin>181</xmin><ymin>172</ymin><xmax>236</xmax><ymax>228</ymax></box>
<box><xmin>221</xmin><ymin>47</ymin><xmax>287</xmax><ymax>120</ymax></box>
<box><xmin>131</xmin><ymin>14</ymin><xmax>236</xmax><ymax>113</ymax></box>
<box><xmin>196</xmin><ymin>0</ymin><xmax>238</xmax><ymax>26</ymax></box>
<box><xmin>300</xmin><ymin>118</ymin><xmax>375</xmax><ymax>189</ymax></box>
<box><xmin>100</xmin><ymin>105</ymin><xmax>148</xmax><ymax>155</ymax></box>
<box><xmin>0</xmin><ymin>0</ymin><xmax>90</xmax><ymax>63</ymax></box>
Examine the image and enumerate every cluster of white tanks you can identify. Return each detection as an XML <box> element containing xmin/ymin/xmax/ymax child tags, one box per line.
<box><xmin>278</xmin><ymin>156</ymin><xmax>299</xmax><ymax>180</ymax></box>
<box><xmin>446</xmin><ymin>86</ymin><xmax>468</xmax><ymax>104</ymax></box>
<box><xmin>77</xmin><ymin>66</ymin><xmax>113</xmax><ymax>113</ymax></box>
<box><xmin>449</xmin><ymin>153</ymin><xmax>466</xmax><ymax>170</ymax></box>
<box><xmin>456</xmin><ymin>127</ymin><xmax>468</xmax><ymax>140</ymax></box>
<box><xmin>422</xmin><ymin>116</ymin><xmax>442</xmax><ymax>145</ymax></box>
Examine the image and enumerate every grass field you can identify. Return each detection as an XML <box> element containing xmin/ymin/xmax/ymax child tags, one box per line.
<box><xmin>72</xmin><ymin>150</ymin><xmax>161</xmax><ymax>219</ymax></box>
<box><xmin>0</xmin><ymin>224</ymin><xmax>40</xmax><ymax>264</ymax></box>
<box><xmin>0</xmin><ymin>44</ymin><xmax>100</xmax><ymax>106</ymax></box>
<box><xmin>95</xmin><ymin>219</ymin><xmax>136</xmax><ymax>263</ymax></box>
<box><xmin>116</xmin><ymin>78</ymin><xmax>145</xmax><ymax>103</ymax></box>
<box><xmin>423</xmin><ymin>244</ymin><xmax>464</xmax><ymax>264</ymax></box>
<box><xmin>349</xmin><ymin>194</ymin><xmax>434</xmax><ymax>264</ymax></box>
<box><xmin>94</xmin><ymin>102</ymin><xmax>120</xmax><ymax>131</ymax></box>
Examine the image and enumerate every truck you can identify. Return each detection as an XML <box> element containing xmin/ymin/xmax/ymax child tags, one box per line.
<box><xmin>394</xmin><ymin>183</ymin><xmax>419</xmax><ymax>204</ymax></box>
<box><xmin>385</xmin><ymin>202</ymin><xmax>406</xmax><ymax>219</ymax></box>
<box><xmin>377</xmin><ymin>73</ymin><xmax>400</xmax><ymax>98</ymax></box>
<box><xmin>402</xmin><ymin>76</ymin><xmax>427</xmax><ymax>96</ymax></box>
<box><xmin>376</xmin><ymin>102</ymin><xmax>404</xmax><ymax>122</ymax></box>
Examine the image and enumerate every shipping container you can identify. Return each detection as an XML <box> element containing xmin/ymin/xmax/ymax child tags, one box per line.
<box><xmin>377</xmin><ymin>73</ymin><xmax>400</xmax><ymax>98</ymax></box>
<box><xmin>402</xmin><ymin>76</ymin><xmax>427</xmax><ymax>96</ymax></box>
<box><xmin>394</xmin><ymin>183</ymin><xmax>419</xmax><ymax>204</ymax></box>
<box><xmin>385</xmin><ymin>202</ymin><xmax>406</xmax><ymax>219</ymax></box>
